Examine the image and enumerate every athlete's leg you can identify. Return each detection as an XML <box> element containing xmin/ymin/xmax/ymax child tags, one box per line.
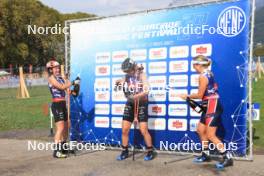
<box><xmin>197</xmin><ymin>122</ymin><xmax>209</xmax><ymax>149</ymax></box>
<box><xmin>54</xmin><ymin>121</ymin><xmax>67</xmax><ymax>158</ymax></box>
<box><xmin>139</xmin><ymin>122</ymin><xmax>152</xmax><ymax>148</ymax></box>
<box><xmin>121</xmin><ymin>120</ymin><xmax>132</xmax><ymax>147</ymax></box>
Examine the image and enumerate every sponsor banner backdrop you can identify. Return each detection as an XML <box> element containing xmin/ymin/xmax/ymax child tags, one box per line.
<box><xmin>70</xmin><ymin>0</ymin><xmax>249</xmax><ymax>155</ymax></box>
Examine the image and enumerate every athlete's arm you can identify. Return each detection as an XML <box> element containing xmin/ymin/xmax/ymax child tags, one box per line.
<box><xmin>134</xmin><ymin>73</ymin><xmax>149</xmax><ymax>99</ymax></box>
<box><xmin>48</xmin><ymin>76</ymin><xmax>71</xmax><ymax>90</ymax></box>
<box><xmin>188</xmin><ymin>75</ymin><xmax>208</xmax><ymax>99</ymax></box>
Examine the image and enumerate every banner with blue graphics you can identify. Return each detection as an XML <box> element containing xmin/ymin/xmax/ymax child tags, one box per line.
<box><xmin>69</xmin><ymin>0</ymin><xmax>250</xmax><ymax>155</ymax></box>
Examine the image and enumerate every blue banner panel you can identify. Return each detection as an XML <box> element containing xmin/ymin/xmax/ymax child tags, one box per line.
<box><xmin>69</xmin><ymin>0</ymin><xmax>249</xmax><ymax>155</ymax></box>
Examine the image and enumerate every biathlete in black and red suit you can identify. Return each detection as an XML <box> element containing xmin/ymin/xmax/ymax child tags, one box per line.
<box><xmin>115</xmin><ymin>58</ymin><xmax>155</xmax><ymax>161</ymax></box>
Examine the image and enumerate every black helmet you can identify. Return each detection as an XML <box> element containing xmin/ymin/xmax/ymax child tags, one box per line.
<box><xmin>121</xmin><ymin>58</ymin><xmax>135</xmax><ymax>73</ymax></box>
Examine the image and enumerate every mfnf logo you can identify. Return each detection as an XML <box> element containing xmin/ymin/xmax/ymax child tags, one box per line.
<box><xmin>217</xmin><ymin>6</ymin><xmax>246</xmax><ymax>37</ymax></box>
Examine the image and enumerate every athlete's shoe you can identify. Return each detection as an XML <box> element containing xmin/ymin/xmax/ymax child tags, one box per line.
<box><xmin>53</xmin><ymin>151</ymin><xmax>67</xmax><ymax>158</ymax></box>
<box><xmin>193</xmin><ymin>152</ymin><xmax>211</xmax><ymax>163</ymax></box>
<box><xmin>144</xmin><ymin>150</ymin><xmax>155</xmax><ymax>161</ymax></box>
<box><xmin>116</xmin><ymin>150</ymin><xmax>129</xmax><ymax>161</ymax></box>
<box><xmin>215</xmin><ymin>153</ymin><xmax>233</xmax><ymax>169</ymax></box>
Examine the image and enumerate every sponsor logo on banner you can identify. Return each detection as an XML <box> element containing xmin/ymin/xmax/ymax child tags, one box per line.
<box><xmin>95</xmin><ymin>65</ymin><xmax>110</xmax><ymax>76</ymax></box>
<box><xmin>217</xmin><ymin>6</ymin><xmax>246</xmax><ymax>37</ymax></box>
<box><xmin>112</xmin><ymin>91</ymin><xmax>126</xmax><ymax>102</ymax></box>
<box><xmin>169</xmin><ymin>46</ymin><xmax>189</xmax><ymax>58</ymax></box>
<box><xmin>168</xmin><ymin>119</ymin><xmax>187</xmax><ymax>131</ymax></box>
<box><xmin>95</xmin><ymin>104</ymin><xmax>110</xmax><ymax>115</ymax></box>
<box><xmin>95</xmin><ymin>52</ymin><xmax>110</xmax><ymax>63</ymax></box>
<box><xmin>112</xmin><ymin>64</ymin><xmax>125</xmax><ymax>76</ymax></box>
<box><xmin>190</xmin><ymin>107</ymin><xmax>202</xmax><ymax>117</ymax></box>
<box><xmin>112</xmin><ymin>50</ymin><xmax>128</xmax><ymax>62</ymax></box>
<box><xmin>149</xmin><ymin>47</ymin><xmax>167</xmax><ymax>60</ymax></box>
<box><xmin>148</xmin><ymin>76</ymin><xmax>167</xmax><ymax>88</ymax></box>
<box><xmin>130</xmin><ymin>49</ymin><xmax>147</xmax><ymax>61</ymax></box>
<box><xmin>148</xmin><ymin>118</ymin><xmax>166</xmax><ymax>130</ymax></box>
<box><xmin>148</xmin><ymin>90</ymin><xmax>166</xmax><ymax>102</ymax></box>
<box><xmin>95</xmin><ymin>91</ymin><xmax>110</xmax><ymax>102</ymax></box>
<box><xmin>148</xmin><ymin>104</ymin><xmax>166</xmax><ymax>116</ymax></box>
<box><xmin>94</xmin><ymin>117</ymin><xmax>110</xmax><ymax>128</ymax></box>
<box><xmin>111</xmin><ymin>104</ymin><xmax>125</xmax><ymax>115</ymax></box>
<box><xmin>169</xmin><ymin>75</ymin><xmax>188</xmax><ymax>87</ymax></box>
<box><xmin>191</xmin><ymin>44</ymin><xmax>212</xmax><ymax>57</ymax></box>
<box><xmin>111</xmin><ymin>117</ymin><xmax>123</xmax><ymax>129</ymax></box>
<box><xmin>169</xmin><ymin>60</ymin><xmax>189</xmax><ymax>73</ymax></box>
<box><xmin>190</xmin><ymin>74</ymin><xmax>199</xmax><ymax>87</ymax></box>
<box><xmin>94</xmin><ymin>78</ymin><xmax>110</xmax><ymax>89</ymax></box>
<box><xmin>169</xmin><ymin>89</ymin><xmax>188</xmax><ymax>102</ymax></box>
<box><xmin>190</xmin><ymin>119</ymin><xmax>200</xmax><ymax>131</ymax></box>
<box><xmin>148</xmin><ymin>62</ymin><xmax>167</xmax><ymax>74</ymax></box>
<box><xmin>112</xmin><ymin>77</ymin><xmax>122</xmax><ymax>88</ymax></box>
<box><xmin>168</xmin><ymin>104</ymin><xmax>188</xmax><ymax>116</ymax></box>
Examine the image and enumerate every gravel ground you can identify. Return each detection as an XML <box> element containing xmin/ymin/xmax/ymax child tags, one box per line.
<box><xmin>0</xmin><ymin>137</ymin><xmax>263</xmax><ymax>176</ymax></box>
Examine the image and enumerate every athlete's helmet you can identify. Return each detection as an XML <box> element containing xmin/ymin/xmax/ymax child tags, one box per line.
<box><xmin>192</xmin><ymin>55</ymin><xmax>211</xmax><ymax>66</ymax></box>
<box><xmin>121</xmin><ymin>58</ymin><xmax>136</xmax><ymax>73</ymax></box>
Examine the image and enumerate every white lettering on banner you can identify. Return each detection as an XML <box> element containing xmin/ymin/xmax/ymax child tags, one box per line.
<box><xmin>190</xmin><ymin>74</ymin><xmax>199</xmax><ymax>87</ymax></box>
<box><xmin>149</xmin><ymin>47</ymin><xmax>167</xmax><ymax>60</ymax></box>
<box><xmin>148</xmin><ymin>62</ymin><xmax>167</xmax><ymax>74</ymax></box>
<box><xmin>169</xmin><ymin>89</ymin><xmax>188</xmax><ymax>102</ymax></box>
<box><xmin>130</xmin><ymin>49</ymin><xmax>147</xmax><ymax>61</ymax></box>
<box><xmin>112</xmin><ymin>50</ymin><xmax>128</xmax><ymax>62</ymax></box>
<box><xmin>95</xmin><ymin>65</ymin><xmax>110</xmax><ymax>76</ymax></box>
<box><xmin>168</xmin><ymin>119</ymin><xmax>187</xmax><ymax>131</ymax></box>
<box><xmin>191</xmin><ymin>43</ymin><xmax>212</xmax><ymax>57</ymax></box>
<box><xmin>169</xmin><ymin>60</ymin><xmax>189</xmax><ymax>73</ymax></box>
<box><xmin>190</xmin><ymin>107</ymin><xmax>202</xmax><ymax>117</ymax></box>
<box><xmin>148</xmin><ymin>76</ymin><xmax>167</xmax><ymax>88</ymax></box>
<box><xmin>94</xmin><ymin>117</ymin><xmax>110</xmax><ymax>128</ymax></box>
<box><xmin>148</xmin><ymin>90</ymin><xmax>166</xmax><ymax>102</ymax></box>
<box><xmin>217</xmin><ymin>6</ymin><xmax>246</xmax><ymax>37</ymax></box>
<box><xmin>148</xmin><ymin>104</ymin><xmax>166</xmax><ymax>116</ymax></box>
<box><xmin>112</xmin><ymin>64</ymin><xmax>125</xmax><ymax>76</ymax></box>
<box><xmin>112</xmin><ymin>91</ymin><xmax>126</xmax><ymax>102</ymax></box>
<box><xmin>169</xmin><ymin>46</ymin><xmax>189</xmax><ymax>58</ymax></box>
<box><xmin>95</xmin><ymin>104</ymin><xmax>110</xmax><ymax>115</ymax></box>
<box><xmin>95</xmin><ymin>91</ymin><xmax>110</xmax><ymax>102</ymax></box>
<box><xmin>94</xmin><ymin>78</ymin><xmax>110</xmax><ymax>90</ymax></box>
<box><xmin>111</xmin><ymin>104</ymin><xmax>125</xmax><ymax>115</ymax></box>
<box><xmin>95</xmin><ymin>52</ymin><xmax>111</xmax><ymax>63</ymax></box>
<box><xmin>190</xmin><ymin>119</ymin><xmax>200</xmax><ymax>132</ymax></box>
<box><xmin>168</xmin><ymin>104</ymin><xmax>188</xmax><ymax>116</ymax></box>
<box><xmin>111</xmin><ymin>117</ymin><xmax>123</xmax><ymax>129</ymax></box>
<box><xmin>148</xmin><ymin>118</ymin><xmax>166</xmax><ymax>130</ymax></box>
<box><xmin>169</xmin><ymin>75</ymin><xmax>188</xmax><ymax>87</ymax></box>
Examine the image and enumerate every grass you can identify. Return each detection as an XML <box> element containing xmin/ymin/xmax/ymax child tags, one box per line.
<box><xmin>252</xmin><ymin>78</ymin><xmax>264</xmax><ymax>149</ymax></box>
<box><xmin>0</xmin><ymin>86</ymin><xmax>50</xmax><ymax>131</ymax></box>
<box><xmin>0</xmin><ymin>80</ymin><xmax>263</xmax><ymax>149</ymax></box>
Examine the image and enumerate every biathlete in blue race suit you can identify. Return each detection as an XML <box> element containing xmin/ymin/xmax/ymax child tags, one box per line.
<box><xmin>179</xmin><ymin>55</ymin><xmax>233</xmax><ymax>169</ymax></box>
